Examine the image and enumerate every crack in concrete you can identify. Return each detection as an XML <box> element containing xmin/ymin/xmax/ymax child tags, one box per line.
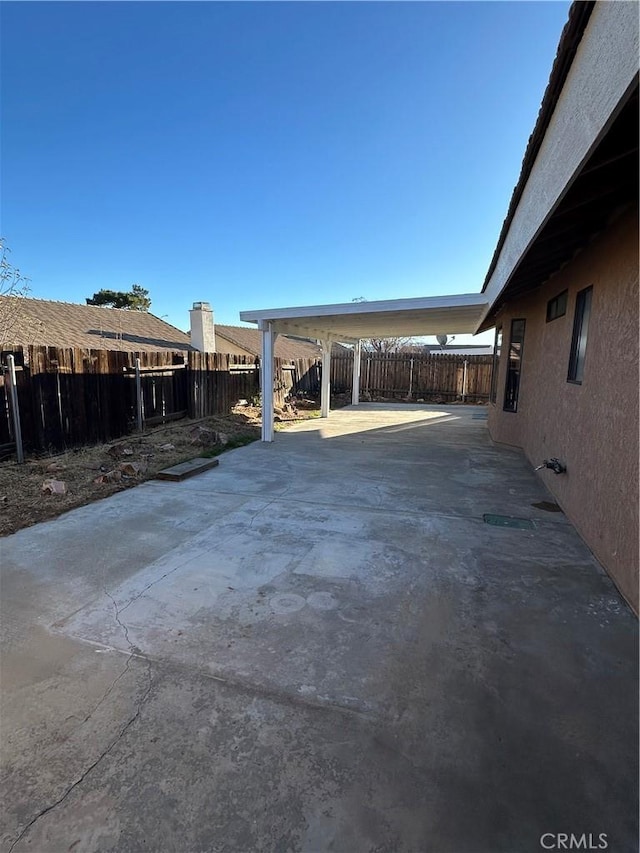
<box><xmin>108</xmin><ymin>496</ymin><xmax>285</xmax><ymax>622</ymax></box>
<box><xmin>7</xmin><ymin>663</ymin><xmax>154</xmax><ymax>853</ymax></box>
<box><xmin>79</xmin><ymin>654</ymin><xmax>133</xmax><ymax>726</ymax></box>
<box><xmin>7</xmin><ymin>588</ymin><xmax>156</xmax><ymax>853</ymax></box>
<box><xmin>116</xmin><ymin>555</ymin><xmax>196</xmax><ymax>619</ymax></box>
<box><xmin>246</xmin><ymin>495</ymin><xmax>283</xmax><ymax>530</ymax></box>
<box><xmin>104</xmin><ymin>588</ymin><xmax>135</xmax><ymax>650</ymax></box>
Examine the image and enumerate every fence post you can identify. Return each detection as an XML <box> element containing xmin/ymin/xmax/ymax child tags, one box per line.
<box><xmin>352</xmin><ymin>341</ymin><xmax>362</xmax><ymax>405</ymax></box>
<box><xmin>462</xmin><ymin>360</ymin><xmax>468</xmax><ymax>403</ymax></box>
<box><xmin>135</xmin><ymin>357</ymin><xmax>143</xmax><ymax>431</ymax></box>
<box><xmin>6</xmin><ymin>355</ymin><xmax>24</xmax><ymax>464</ymax></box>
<box><xmin>55</xmin><ymin>364</ymin><xmax>64</xmax><ymax>434</ymax></box>
<box><xmin>408</xmin><ymin>357</ymin><xmax>414</xmax><ymax>398</ymax></box>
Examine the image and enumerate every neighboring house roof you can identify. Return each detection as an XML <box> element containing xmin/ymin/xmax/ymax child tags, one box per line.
<box><xmin>331</xmin><ymin>342</ymin><xmax>354</xmax><ymax>355</ymax></box>
<box><xmin>215</xmin><ymin>324</ymin><xmax>321</xmax><ymax>360</ymax></box>
<box><xmin>1</xmin><ymin>297</ymin><xmax>193</xmax><ymax>352</ymax></box>
<box><xmin>0</xmin><ymin>297</ymin><xmax>323</xmax><ymax>360</ymax></box>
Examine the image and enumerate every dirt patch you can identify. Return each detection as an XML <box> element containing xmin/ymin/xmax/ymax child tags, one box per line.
<box><xmin>0</xmin><ymin>399</ymin><xmax>320</xmax><ymax>537</ymax></box>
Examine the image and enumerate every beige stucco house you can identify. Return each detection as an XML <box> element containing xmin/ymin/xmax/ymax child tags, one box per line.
<box><xmin>479</xmin><ymin>2</ymin><xmax>638</xmax><ymax>611</ymax></box>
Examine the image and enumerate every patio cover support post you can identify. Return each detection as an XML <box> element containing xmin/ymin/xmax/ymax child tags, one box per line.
<box><xmin>352</xmin><ymin>340</ymin><xmax>361</xmax><ymax>406</ymax></box>
<box><xmin>320</xmin><ymin>339</ymin><xmax>331</xmax><ymax>418</ymax></box>
<box><xmin>260</xmin><ymin>322</ymin><xmax>278</xmax><ymax>442</ymax></box>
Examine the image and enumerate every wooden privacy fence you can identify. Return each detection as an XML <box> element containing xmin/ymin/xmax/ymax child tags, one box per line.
<box><xmin>331</xmin><ymin>352</ymin><xmax>493</xmax><ymax>402</ymax></box>
<box><xmin>187</xmin><ymin>352</ymin><xmax>320</xmax><ymax>417</ymax></box>
<box><xmin>0</xmin><ymin>345</ymin><xmax>490</xmax><ymax>457</ymax></box>
<box><xmin>0</xmin><ymin>346</ymin><xmax>321</xmax><ymax>456</ymax></box>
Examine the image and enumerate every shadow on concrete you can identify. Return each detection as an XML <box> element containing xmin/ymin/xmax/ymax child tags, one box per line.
<box><xmin>1</xmin><ymin>403</ymin><xmax>637</xmax><ymax>853</ymax></box>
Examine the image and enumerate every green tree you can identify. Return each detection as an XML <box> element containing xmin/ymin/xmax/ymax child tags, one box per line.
<box><xmin>86</xmin><ymin>284</ymin><xmax>151</xmax><ymax>311</ymax></box>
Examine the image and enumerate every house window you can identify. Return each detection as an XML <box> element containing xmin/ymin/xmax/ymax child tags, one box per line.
<box><xmin>546</xmin><ymin>290</ymin><xmax>567</xmax><ymax>322</ymax></box>
<box><xmin>567</xmin><ymin>286</ymin><xmax>593</xmax><ymax>384</ymax></box>
<box><xmin>489</xmin><ymin>325</ymin><xmax>502</xmax><ymax>403</ymax></box>
<box><xmin>503</xmin><ymin>319</ymin><xmax>525</xmax><ymax>412</ymax></box>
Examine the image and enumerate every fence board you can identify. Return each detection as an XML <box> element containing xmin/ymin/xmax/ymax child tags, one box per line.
<box><xmin>0</xmin><ymin>346</ymin><xmax>191</xmax><ymax>453</ymax></box>
<box><xmin>331</xmin><ymin>352</ymin><xmax>492</xmax><ymax>402</ymax></box>
<box><xmin>0</xmin><ymin>344</ymin><xmax>491</xmax><ymax>458</ymax></box>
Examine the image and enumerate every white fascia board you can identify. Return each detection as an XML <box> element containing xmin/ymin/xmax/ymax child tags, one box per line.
<box><xmin>240</xmin><ymin>293</ymin><xmax>487</xmax><ymax>324</ymax></box>
<box><xmin>480</xmin><ymin>1</ymin><xmax>639</xmax><ymax>325</ymax></box>
<box><xmin>241</xmin><ymin>294</ymin><xmax>489</xmax><ymax>341</ymax></box>
<box><xmin>242</xmin><ymin>296</ymin><xmax>490</xmax><ymax>341</ymax></box>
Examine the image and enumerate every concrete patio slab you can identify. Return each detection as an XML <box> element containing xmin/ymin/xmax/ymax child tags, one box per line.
<box><xmin>1</xmin><ymin>404</ymin><xmax>637</xmax><ymax>853</ymax></box>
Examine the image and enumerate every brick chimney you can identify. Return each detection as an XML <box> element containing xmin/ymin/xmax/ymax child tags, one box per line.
<box><xmin>189</xmin><ymin>302</ymin><xmax>215</xmax><ymax>352</ymax></box>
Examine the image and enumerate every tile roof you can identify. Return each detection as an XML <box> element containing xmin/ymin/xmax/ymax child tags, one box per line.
<box><xmin>215</xmin><ymin>324</ymin><xmax>321</xmax><ymax>360</ymax></box>
<box><xmin>1</xmin><ymin>296</ymin><xmax>194</xmax><ymax>352</ymax></box>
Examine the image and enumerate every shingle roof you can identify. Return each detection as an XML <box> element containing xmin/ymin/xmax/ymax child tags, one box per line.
<box><xmin>0</xmin><ymin>297</ymin><xmax>322</xmax><ymax>360</ymax></box>
<box><xmin>215</xmin><ymin>324</ymin><xmax>321</xmax><ymax>360</ymax></box>
<box><xmin>1</xmin><ymin>296</ymin><xmax>194</xmax><ymax>352</ymax></box>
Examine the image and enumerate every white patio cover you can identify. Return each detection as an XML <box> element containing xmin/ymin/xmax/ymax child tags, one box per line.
<box><xmin>239</xmin><ymin>293</ymin><xmax>489</xmax><ymax>441</ymax></box>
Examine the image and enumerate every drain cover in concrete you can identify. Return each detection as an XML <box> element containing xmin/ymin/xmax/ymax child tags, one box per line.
<box><xmin>483</xmin><ymin>514</ymin><xmax>535</xmax><ymax>530</ymax></box>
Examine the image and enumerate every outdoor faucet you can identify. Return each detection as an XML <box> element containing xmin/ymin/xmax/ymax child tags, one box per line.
<box><xmin>534</xmin><ymin>458</ymin><xmax>566</xmax><ymax>475</ymax></box>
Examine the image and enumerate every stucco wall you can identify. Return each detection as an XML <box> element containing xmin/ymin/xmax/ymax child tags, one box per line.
<box><xmin>488</xmin><ymin>207</ymin><xmax>639</xmax><ymax>611</ymax></box>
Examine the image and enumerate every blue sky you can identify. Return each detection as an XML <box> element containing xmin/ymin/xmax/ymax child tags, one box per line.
<box><xmin>1</xmin><ymin>1</ymin><xmax>570</xmax><ymax>341</ymax></box>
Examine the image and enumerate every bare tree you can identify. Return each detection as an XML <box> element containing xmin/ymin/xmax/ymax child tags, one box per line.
<box><xmin>361</xmin><ymin>337</ymin><xmax>414</xmax><ymax>354</ymax></box>
<box><xmin>0</xmin><ymin>239</ymin><xmax>34</xmax><ymax>350</ymax></box>
<box><xmin>351</xmin><ymin>297</ymin><xmax>414</xmax><ymax>353</ymax></box>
